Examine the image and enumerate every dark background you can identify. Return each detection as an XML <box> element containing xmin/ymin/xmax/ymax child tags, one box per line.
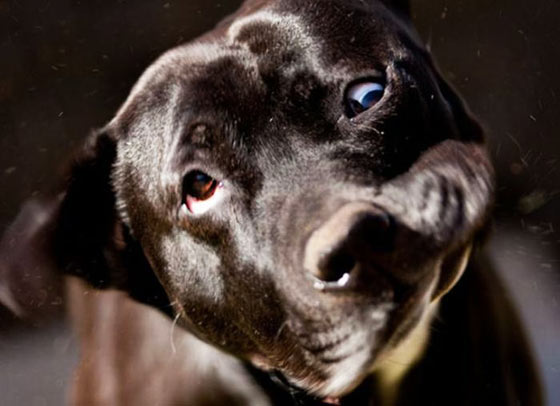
<box><xmin>0</xmin><ymin>0</ymin><xmax>558</xmax><ymax>405</ymax></box>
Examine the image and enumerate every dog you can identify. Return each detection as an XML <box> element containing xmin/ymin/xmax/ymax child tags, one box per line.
<box><xmin>0</xmin><ymin>0</ymin><xmax>543</xmax><ymax>405</ymax></box>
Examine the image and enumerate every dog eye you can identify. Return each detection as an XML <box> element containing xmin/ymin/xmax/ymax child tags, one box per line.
<box><xmin>345</xmin><ymin>81</ymin><xmax>385</xmax><ymax>117</ymax></box>
<box><xmin>182</xmin><ymin>170</ymin><xmax>224</xmax><ymax>215</ymax></box>
<box><xmin>185</xmin><ymin>171</ymin><xmax>217</xmax><ymax>200</ymax></box>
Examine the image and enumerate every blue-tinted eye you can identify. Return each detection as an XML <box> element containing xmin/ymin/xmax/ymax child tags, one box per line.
<box><xmin>346</xmin><ymin>81</ymin><xmax>385</xmax><ymax>117</ymax></box>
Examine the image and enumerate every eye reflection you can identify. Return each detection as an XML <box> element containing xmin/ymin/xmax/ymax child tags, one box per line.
<box><xmin>345</xmin><ymin>81</ymin><xmax>385</xmax><ymax>117</ymax></box>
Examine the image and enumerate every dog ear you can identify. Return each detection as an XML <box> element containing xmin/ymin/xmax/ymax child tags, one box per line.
<box><xmin>0</xmin><ymin>130</ymin><xmax>171</xmax><ymax>319</ymax></box>
<box><xmin>397</xmin><ymin>257</ymin><xmax>543</xmax><ymax>406</ymax></box>
<box><xmin>436</xmin><ymin>71</ymin><xmax>485</xmax><ymax>143</ymax></box>
<box><xmin>380</xmin><ymin>0</ymin><xmax>410</xmax><ymax>18</ymax></box>
<box><xmin>0</xmin><ymin>196</ymin><xmax>64</xmax><ymax>319</ymax></box>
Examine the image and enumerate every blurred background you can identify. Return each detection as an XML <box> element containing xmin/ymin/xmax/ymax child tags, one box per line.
<box><xmin>0</xmin><ymin>0</ymin><xmax>558</xmax><ymax>404</ymax></box>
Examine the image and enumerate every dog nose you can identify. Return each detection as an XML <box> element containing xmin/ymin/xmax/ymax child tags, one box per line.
<box><xmin>303</xmin><ymin>202</ymin><xmax>394</xmax><ymax>288</ymax></box>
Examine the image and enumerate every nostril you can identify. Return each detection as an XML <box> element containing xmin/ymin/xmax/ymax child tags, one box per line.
<box><xmin>303</xmin><ymin>203</ymin><xmax>395</xmax><ymax>289</ymax></box>
<box><xmin>349</xmin><ymin>211</ymin><xmax>393</xmax><ymax>251</ymax></box>
<box><xmin>317</xmin><ymin>249</ymin><xmax>357</xmax><ymax>283</ymax></box>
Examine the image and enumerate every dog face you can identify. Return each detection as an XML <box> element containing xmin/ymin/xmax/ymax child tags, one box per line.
<box><xmin>96</xmin><ymin>0</ymin><xmax>494</xmax><ymax>396</ymax></box>
<box><xmin>2</xmin><ymin>0</ymin><xmax>494</xmax><ymax>399</ymax></box>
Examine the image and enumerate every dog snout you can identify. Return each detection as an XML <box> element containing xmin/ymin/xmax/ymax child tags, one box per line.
<box><xmin>303</xmin><ymin>202</ymin><xmax>394</xmax><ymax>288</ymax></box>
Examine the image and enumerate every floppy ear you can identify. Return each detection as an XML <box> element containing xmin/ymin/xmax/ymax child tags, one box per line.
<box><xmin>396</xmin><ymin>256</ymin><xmax>544</xmax><ymax>406</ymax></box>
<box><xmin>435</xmin><ymin>71</ymin><xmax>485</xmax><ymax>143</ymax></box>
<box><xmin>0</xmin><ymin>196</ymin><xmax>63</xmax><ymax>319</ymax></box>
<box><xmin>0</xmin><ymin>130</ymin><xmax>171</xmax><ymax>319</ymax></box>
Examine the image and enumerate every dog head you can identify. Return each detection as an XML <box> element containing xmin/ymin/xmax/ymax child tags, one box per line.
<box><xmin>0</xmin><ymin>0</ymin><xmax>494</xmax><ymax>398</ymax></box>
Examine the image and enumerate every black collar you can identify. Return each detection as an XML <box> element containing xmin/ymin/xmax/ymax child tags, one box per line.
<box><xmin>245</xmin><ymin>364</ymin><xmax>338</xmax><ymax>406</ymax></box>
<box><xmin>245</xmin><ymin>363</ymin><xmax>380</xmax><ymax>406</ymax></box>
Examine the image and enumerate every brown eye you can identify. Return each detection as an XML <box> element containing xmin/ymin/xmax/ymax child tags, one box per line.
<box><xmin>183</xmin><ymin>170</ymin><xmax>218</xmax><ymax>201</ymax></box>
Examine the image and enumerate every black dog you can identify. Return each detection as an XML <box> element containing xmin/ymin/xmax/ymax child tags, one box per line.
<box><xmin>0</xmin><ymin>0</ymin><xmax>542</xmax><ymax>405</ymax></box>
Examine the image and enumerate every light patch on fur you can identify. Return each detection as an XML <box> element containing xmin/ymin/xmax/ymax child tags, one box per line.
<box><xmin>114</xmin><ymin>42</ymin><xmax>229</xmax><ymax>119</ymax></box>
<box><xmin>227</xmin><ymin>9</ymin><xmax>349</xmax><ymax>82</ymax></box>
<box><xmin>111</xmin><ymin>40</ymin><xmax>260</xmax><ymax>132</ymax></box>
<box><xmin>432</xmin><ymin>243</ymin><xmax>473</xmax><ymax>302</ymax></box>
<box><xmin>183</xmin><ymin>41</ymin><xmax>261</xmax><ymax>75</ymax></box>
<box><xmin>172</xmin><ymin>329</ymin><xmax>272</xmax><ymax>406</ymax></box>
<box><xmin>375</xmin><ymin>302</ymin><xmax>438</xmax><ymax>406</ymax></box>
<box><xmin>158</xmin><ymin>230</ymin><xmax>225</xmax><ymax>304</ymax></box>
<box><xmin>320</xmin><ymin>345</ymin><xmax>373</xmax><ymax>397</ymax></box>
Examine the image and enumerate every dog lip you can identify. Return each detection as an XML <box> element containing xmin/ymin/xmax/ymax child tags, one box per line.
<box><xmin>284</xmin><ymin>343</ymin><xmax>374</xmax><ymax>399</ymax></box>
<box><xmin>317</xmin><ymin>353</ymin><xmax>351</xmax><ymax>365</ymax></box>
<box><xmin>299</xmin><ymin>332</ymin><xmax>352</xmax><ymax>355</ymax></box>
<box><xmin>315</xmin><ymin>343</ymin><xmax>368</xmax><ymax>365</ymax></box>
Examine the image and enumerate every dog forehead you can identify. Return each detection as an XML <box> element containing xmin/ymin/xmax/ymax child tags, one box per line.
<box><xmin>113</xmin><ymin>0</ymin><xmax>415</xmax><ymax>131</ymax></box>
<box><xmin>111</xmin><ymin>12</ymin><xmax>313</xmax><ymax>130</ymax></box>
<box><xmin>120</xmin><ymin>0</ymin><xmax>408</xmax><ymax>106</ymax></box>
<box><xmin>154</xmin><ymin>9</ymin><xmax>341</xmax><ymax>87</ymax></box>
<box><xmin>225</xmin><ymin>1</ymin><xmax>407</xmax><ymax>73</ymax></box>
<box><xmin>111</xmin><ymin>11</ymin><xmax>333</xmax><ymax>161</ymax></box>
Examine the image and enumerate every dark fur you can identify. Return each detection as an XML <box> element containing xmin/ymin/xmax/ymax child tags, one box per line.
<box><xmin>0</xmin><ymin>0</ymin><xmax>542</xmax><ymax>405</ymax></box>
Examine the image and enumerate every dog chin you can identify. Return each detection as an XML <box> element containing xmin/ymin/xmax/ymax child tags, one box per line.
<box><xmin>308</xmin><ymin>349</ymin><xmax>374</xmax><ymax>398</ymax></box>
<box><xmin>289</xmin><ymin>301</ymin><xmax>437</xmax><ymax>398</ymax></box>
<box><xmin>282</xmin><ymin>329</ymin><xmax>381</xmax><ymax>398</ymax></box>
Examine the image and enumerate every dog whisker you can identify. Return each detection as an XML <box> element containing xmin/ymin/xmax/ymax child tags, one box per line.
<box><xmin>274</xmin><ymin>320</ymin><xmax>288</xmax><ymax>343</ymax></box>
<box><xmin>169</xmin><ymin>311</ymin><xmax>181</xmax><ymax>355</ymax></box>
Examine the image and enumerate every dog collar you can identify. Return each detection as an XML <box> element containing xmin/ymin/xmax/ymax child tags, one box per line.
<box><xmin>245</xmin><ymin>364</ymin><xmax>341</xmax><ymax>406</ymax></box>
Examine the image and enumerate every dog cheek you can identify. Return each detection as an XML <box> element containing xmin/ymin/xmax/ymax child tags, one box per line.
<box><xmin>145</xmin><ymin>231</ymin><xmax>226</xmax><ymax>307</ymax></box>
<box><xmin>145</xmin><ymin>233</ymin><xmax>271</xmax><ymax>354</ymax></box>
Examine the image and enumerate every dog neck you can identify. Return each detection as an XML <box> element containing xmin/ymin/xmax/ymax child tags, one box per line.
<box><xmin>374</xmin><ymin>303</ymin><xmax>438</xmax><ymax>406</ymax></box>
<box><xmin>245</xmin><ymin>364</ymin><xmax>335</xmax><ymax>406</ymax></box>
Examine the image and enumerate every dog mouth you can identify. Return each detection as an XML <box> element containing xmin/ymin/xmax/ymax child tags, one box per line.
<box><xmin>261</xmin><ymin>298</ymin><xmax>429</xmax><ymax>402</ymax></box>
<box><xmin>268</xmin><ymin>201</ymin><xmax>471</xmax><ymax>398</ymax></box>
<box><xmin>265</xmin><ymin>249</ymin><xmax>442</xmax><ymax>399</ymax></box>
<box><xmin>266</xmin><ymin>299</ymin><xmax>395</xmax><ymax>398</ymax></box>
<box><xmin>284</xmin><ymin>342</ymin><xmax>378</xmax><ymax>399</ymax></box>
<box><xmin>298</xmin><ymin>332</ymin><xmax>353</xmax><ymax>360</ymax></box>
<box><xmin>246</xmin><ymin>367</ymin><xmax>345</xmax><ymax>406</ymax></box>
